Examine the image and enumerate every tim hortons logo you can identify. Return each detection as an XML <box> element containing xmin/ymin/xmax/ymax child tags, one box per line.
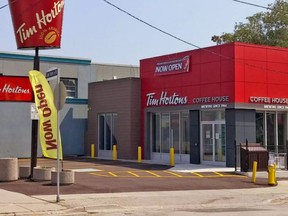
<box><xmin>146</xmin><ymin>91</ymin><xmax>188</xmax><ymax>106</ymax></box>
<box><xmin>16</xmin><ymin>0</ymin><xmax>64</xmax><ymax>45</ymax></box>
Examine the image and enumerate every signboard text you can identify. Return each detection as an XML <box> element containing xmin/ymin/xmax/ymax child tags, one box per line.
<box><xmin>146</xmin><ymin>91</ymin><xmax>188</xmax><ymax>106</ymax></box>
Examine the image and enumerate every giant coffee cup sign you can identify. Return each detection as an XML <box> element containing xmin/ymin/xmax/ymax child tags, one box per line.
<box><xmin>9</xmin><ymin>0</ymin><xmax>65</xmax><ymax>49</ymax></box>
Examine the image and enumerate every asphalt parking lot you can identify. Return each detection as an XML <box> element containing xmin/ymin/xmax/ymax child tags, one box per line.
<box><xmin>0</xmin><ymin>157</ymin><xmax>271</xmax><ymax>196</ymax></box>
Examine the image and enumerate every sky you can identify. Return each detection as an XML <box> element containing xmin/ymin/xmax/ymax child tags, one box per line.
<box><xmin>0</xmin><ymin>0</ymin><xmax>274</xmax><ymax>66</ymax></box>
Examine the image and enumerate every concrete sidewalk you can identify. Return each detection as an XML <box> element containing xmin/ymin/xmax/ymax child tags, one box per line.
<box><xmin>169</xmin><ymin>163</ymin><xmax>235</xmax><ymax>172</ymax></box>
<box><xmin>170</xmin><ymin>163</ymin><xmax>288</xmax><ymax>178</ymax></box>
<box><xmin>1</xmin><ymin>181</ymin><xmax>288</xmax><ymax>215</ymax></box>
<box><xmin>0</xmin><ymin>189</ymin><xmax>65</xmax><ymax>215</ymax></box>
<box><xmin>1</xmin><ymin>159</ymin><xmax>287</xmax><ymax>215</ymax></box>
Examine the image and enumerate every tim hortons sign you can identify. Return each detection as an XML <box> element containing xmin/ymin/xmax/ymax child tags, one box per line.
<box><xmin>9</xmin><ymin>0</ymin><xmax>65</xmax><ymax>49</ymax></box>
<box><xmin>0</xmin><ymin>76</ymin><xmax>33</xmax><ymax>101</ymax></box>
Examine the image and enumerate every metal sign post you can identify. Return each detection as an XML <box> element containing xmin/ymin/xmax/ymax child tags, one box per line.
<box><xmin>46</xmin><ymin>68</ymin><xmax>61</xmax><ymax>202</ymax></box>
<box><xmin>30</xmin><ymin>47</ymin><xmax>39</xmax><ymax>180</ymax></box>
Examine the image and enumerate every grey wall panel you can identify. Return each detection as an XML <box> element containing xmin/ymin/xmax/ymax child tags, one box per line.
<box><xmin>190</xmin><ymin>110</ymin><xmax>200</xmax><ymax>164</ymax></box>
<box><xmin>0</xmin><ymin>102</ymin><xmax>87</xmax><ymax>158</ymax></box>
<box><xmin>0</xmin><ymin>102</ymin><xmax>41</xmax><ymax>158</ymax></box>
<box><xmin>60</xmin><ymin>104</ymin><xmax>88</xmax><ymax>156</ymax></box>
<box><xmin>226</xmin><ymin>109</ymin><xmax>256</xmax><ymax>167</ymax></box>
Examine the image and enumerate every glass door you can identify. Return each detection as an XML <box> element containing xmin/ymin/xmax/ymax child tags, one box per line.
<box><xmin>202</xmin><ymin>124</ymin><xmax>213</xmax><ymax>161</ymax></box>
<box><xmin>202</xmin><ymin>123</ymin><xmax>226</xmax><ymax>163</ymax></box>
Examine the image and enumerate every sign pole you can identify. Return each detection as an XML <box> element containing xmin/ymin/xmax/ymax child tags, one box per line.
<box><xmin>29</xmin><ymin>47</ymin><xmax>39</xmax><ymax>179</ymax></box>
<box><xmin>45</xmin><ymin>68</ymin><xmax>62</xmax><ymax>202</ymax></box>
<box><xmin>56</xmin><ymin>106</ymin><xmax>60</xmax><ymax>202</ymax></box>
<box><xmin>56</xmin><ymin>70</ymin><xmax>61</xmax><ymax>203</ymax></box>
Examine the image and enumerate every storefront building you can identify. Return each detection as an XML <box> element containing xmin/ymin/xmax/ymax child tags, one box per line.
<box><xmin>0</xmin><ymin>52</ymin><xmax>139</xmax><ymax>158</ymax></box>
<box><xmin>140</xmin><ymin>42</ymin><xmax>288</xmax><ymax>167</ymax></box>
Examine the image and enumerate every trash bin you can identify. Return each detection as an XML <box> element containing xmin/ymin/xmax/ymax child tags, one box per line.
<box><xmin>240</xmin><ymin>143</ymin><xmax>269</xmax><ymax>172</ymax></box>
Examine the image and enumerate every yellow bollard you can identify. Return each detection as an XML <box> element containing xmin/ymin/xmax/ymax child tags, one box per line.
<box><xmin>112</xmin><ymin>145</ymin><xmax>117</xmax><ymax>160</ymax></box>
<box><xmin>91</xmin><ymin>144</ymin><xmax>95</xmax><ymax>158</ymax></box>
<box><xmin>138</xmin><ymin>146</ymin><xmax>142</xmax><ymax>163</ymax></box>
<box><xmin>267</xmin><ymin>163</ymin><xmax>276</xmax><ymax>186</ymax></box>
<box><xmin>252</xmin><ymin>161</ymin><xmax>257</xmax><ymax>183</ymax></box>
<box><xmin>170</xmin><ymin>147</ymin><xmax>175</xmax><ymax>166</ymax></box>
<box><xmin>274</xmin><ymin>163</ymin><xmax>277</xmax><ymax>184</ymax></box>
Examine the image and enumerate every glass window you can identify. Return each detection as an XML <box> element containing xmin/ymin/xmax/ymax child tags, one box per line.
<box><xmin>181</xmin><ymin>112</ymin><xmax>190</xmax><ymax>154</ymax></box>
<box><xmin>161</xmin><ymin>113</ymin><xmax>170</xmax><ymax>153</ymax></box>
<box><xmin>150</xmin><ymin>111</ymin><xmax>190</xmax><ymax>155</ymax></box>
<box><xmin>98</xmin><ymin>113</ymin><xmax>118</xmax><ymax>151</ymax></box>
<box><xmin>99</xmin><ymin>114</ymin><xmax>105</xmax><ymax>150</ymax></box>
<box><xmin>112</xmin><ymin>113</ymin><xmax>118</xmax><ymax>146</ymax></box>
<box><xmin>61</xmin><ymin>78</ymin><xmax>77</xmax><ymax>98</ymax></box>
<box><xmin>267</xmin><ymin>112</ymin><xmax>276</xmax><ymax>152</ymax></box>
<box><xmin>151</xmin><ymin>113</ymin><xmax>160</xmax><ymax>152</ymax></box>
<box><xmin>105</xmin><ymin>115</ymin><xmax>112</xmax><ymax>150</ymax></box>
<box><xmin>201</xmin><ymin>110</ymin><xmax>225</xmax><ymax>121</ymax></box>
<box><xmin>256</xmin><ymin>112</ymin><xmax>264</xmax><ymax>144</ymax></box>
<box><xmin>278</xmin><ymin>113</ymin><xmax>286</xmax><ymax>153</ymax></box>
<box><xmin>215</xmin><ymin>124</ymin><xmax>226</xmax><ymax>162</ymax></box>
<box><xmin>171</xmin><ymin>113</ymin><xmax>180</xmax><ymax>154</ymax></box>
<box><xmin>256</xmin><ymin>111</ymin><xmax>287</xmax><ymax>154</ymax></box>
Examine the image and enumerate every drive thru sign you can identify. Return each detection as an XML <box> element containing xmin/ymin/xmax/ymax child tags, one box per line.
<box><xmin>46</xmin><ymin>68</ymin><xmax>67</xmax><ymax>110</ymax></box>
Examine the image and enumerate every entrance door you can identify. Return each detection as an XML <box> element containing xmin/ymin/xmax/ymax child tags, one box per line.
<box><xmin>202</xmin><ymin>123</ymin><xmax>226</xmax><ymax>164</ymax></box>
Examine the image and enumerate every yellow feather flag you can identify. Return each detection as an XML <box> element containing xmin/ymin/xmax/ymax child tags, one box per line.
<box><xmin>29</xmin><ymin>70</ymin><xmax>63</xmax><ymax>160</ymax></box>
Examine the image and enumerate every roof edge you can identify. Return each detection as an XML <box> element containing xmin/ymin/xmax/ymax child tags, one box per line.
<box><xmin>0</xmin><ymin>52</ymin><xmax>91</xmax><ymax>65</ymax></box>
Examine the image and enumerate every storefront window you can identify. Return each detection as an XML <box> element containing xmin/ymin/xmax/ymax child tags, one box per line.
<box><xmin>99</xmin><ymin>115</ymin><xmax>105</xmax><ymax>150</ymax></box>
<box><xmin>181</xmin><ymin>112</ymin><xmax>190</xmax><ymax>154</ymax></box>
<box><xmin>256</xmin><ymin>113</ymin><xmax>264</xmax><ymax>144</ymax></box>
<box><xmin>161</xmin><ymin>113</ymin><xmax>170</xmax><ymax>153</ymax></box>
<box><xmin>105</xmin><ymin>115</ymin><xmax>112</xmax><ymax>150</ymax></box>
<box><xmin>256</xmin><ymin>111</ymin><xmax>287</xmax><ymax>154</ymax></box>
<box><xmin>151</xmin><ymin>113</ymin><xmax>160</xmax><ymax>152</ymax></box>
<box><xmin>267</xmin><ymin>112</ymin><xmax>276</xmax><ymax>152</ymax></box>
<box><xmin>171</xmin><ymin>113</ymin><xmax>180</xmax><ymax>154</ymax></box>
<box><xmin>278</xmin><ymin>113</ymin><xmax>286</xmax><ymax>153</ymax></box>
<box><xmin>151</xmin><ymin>111</ymin><xmax>190</xmax><ymax>156</ymax></box>
<box><xmin>98</xmin><ymin>113</ymin><xmax>117</xmax><ymax>151</ymax></box>
<box><xmin>201</xmin><ymin>110</ymin><xmax>225</xmax><ymax>121</ymax></box>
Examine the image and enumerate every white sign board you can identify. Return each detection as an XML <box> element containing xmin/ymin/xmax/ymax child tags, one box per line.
<box><xmin>46</xmin><ymin>67</ymin><xmax>59</xmax><ymax>93</ymax></box>
<box><xmin>31</xmin><ymin>104</ymin><xmax>39</xmax><ymax>120</ymax></box>
<box><xmin>46</xmin><ymin>67</ymin><xmax>66</xmax><ymax>110</ymax></box>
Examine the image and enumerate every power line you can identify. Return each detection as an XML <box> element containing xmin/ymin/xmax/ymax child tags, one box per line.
<box><xmin>102</xmin><ymin>0</ymin><xmax>202</xmax><ymax>50</ymax></box>
<box><xmin>0</xmin><ymin>3</ymin><xmax>8</xmax><ymax>10</ymax></box>
<box><xmin>0</xmin><ymin>0</ymin><xmax>18</xmax><ymax>10</ymax></box>
<box><xmin>103</xmin><ymin>0</ymin><xmax>288</xmax><ymax>76</ymax></box>
<box><xmin>102</xmin><ymin>0</ymin><xmax>232</xmax><ymax>60</ymax></box>
<box><xmin>232</xmin><ymin>0</ymin><xmax>272</xmax><ymax>10</ymax></box>
<box><xmin>1</xmin><ymin>0</ymin><xmax>288</xmax><ymax>76</ymax></box>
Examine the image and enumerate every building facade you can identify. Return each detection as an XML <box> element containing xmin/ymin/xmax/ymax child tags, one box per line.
<box><xmin>140</xmin><ymin>42</ymin><xmax>288</xmax><ymax>167</ymax></box>
<box><xmin>0</xmin><ymin>52</ymin><xmax>139</xmax><ymax>158</ymax></box>
<box><xmin>87</xmin><ymin>78</ymin><xmax>141</xmax><ymax>159</ymax></box>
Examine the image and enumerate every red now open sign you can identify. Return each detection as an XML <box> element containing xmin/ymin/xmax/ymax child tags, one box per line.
<box><xmin>0</xmin><ymin>76</ymin><xmax>33</xmax><ymax>102</ymax></box>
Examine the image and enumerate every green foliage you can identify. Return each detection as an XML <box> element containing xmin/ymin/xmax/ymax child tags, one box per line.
<box><xmin>211</xmin><ymin>0</ymin><xmax>288</xmax><ymax>47</ymax></box>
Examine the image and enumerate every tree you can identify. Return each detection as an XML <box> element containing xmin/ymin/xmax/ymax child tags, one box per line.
<box><xmin>211</xmin><ymin>0</ymin><xmax>288</xmax><ymax>47</ymax></box>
